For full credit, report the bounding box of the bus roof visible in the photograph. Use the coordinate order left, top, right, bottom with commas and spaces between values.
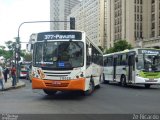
103, 48, 160, 56
34, 30, 85, 34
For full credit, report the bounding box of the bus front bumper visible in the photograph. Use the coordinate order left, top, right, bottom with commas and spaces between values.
135, 76, 160, 84
32, 77, 85, 91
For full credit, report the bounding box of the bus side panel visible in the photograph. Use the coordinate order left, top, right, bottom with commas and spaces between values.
115, 66, 126, 82
91, 64, 103, 86
85, 63, 102, 90
104, 66, 113, 81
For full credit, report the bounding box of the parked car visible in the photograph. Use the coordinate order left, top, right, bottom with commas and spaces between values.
19, 65, 29, 79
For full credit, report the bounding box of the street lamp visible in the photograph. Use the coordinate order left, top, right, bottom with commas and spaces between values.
16, 18, 75, 83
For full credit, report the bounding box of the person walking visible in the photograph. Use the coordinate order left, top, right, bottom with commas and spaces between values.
3, 67, 9, 83
0, 63, 4, 91
11, 65, 16, 87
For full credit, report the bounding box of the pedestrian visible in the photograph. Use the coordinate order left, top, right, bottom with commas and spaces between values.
0, 63, 4, 91
11, 65, 16, 87
3, 66, 9, 83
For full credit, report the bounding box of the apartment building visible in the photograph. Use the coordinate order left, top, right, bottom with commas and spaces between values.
68, 0, 105, 47
50, 0, 80, 30
106, 0, 160, 49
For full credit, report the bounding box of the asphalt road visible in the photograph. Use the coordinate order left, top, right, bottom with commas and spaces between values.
0, 79, 160, 114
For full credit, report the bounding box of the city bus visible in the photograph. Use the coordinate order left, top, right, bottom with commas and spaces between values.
103, 48, 160, 88
28, 30, 103, 95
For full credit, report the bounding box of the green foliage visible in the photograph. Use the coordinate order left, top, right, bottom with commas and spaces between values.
98, 46, 104, 52
21, 50, 32, 61
5, 41, 15, 51
0, 41, 32, 64
105, 40, 133, 54
23, 53, 32, 61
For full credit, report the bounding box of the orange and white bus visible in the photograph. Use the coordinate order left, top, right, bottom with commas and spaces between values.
28, 30, 103, 95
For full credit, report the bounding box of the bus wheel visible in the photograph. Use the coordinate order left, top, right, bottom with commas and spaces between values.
43, 89, 57, 95
121, 76, 127, 87
84, 80, 94, 96
145, 84, 151, 88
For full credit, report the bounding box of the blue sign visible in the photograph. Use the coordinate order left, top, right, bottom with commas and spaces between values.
58, 62, 64, 67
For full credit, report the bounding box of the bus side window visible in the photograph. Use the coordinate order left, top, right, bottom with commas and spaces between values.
86, 44, 91, 66
108, 56, 113, 66
104, 57, 108, 66
121, 54, 127, 65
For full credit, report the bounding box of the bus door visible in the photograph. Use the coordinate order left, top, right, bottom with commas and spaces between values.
113, 55, 117, 81
128, 52, 135, 83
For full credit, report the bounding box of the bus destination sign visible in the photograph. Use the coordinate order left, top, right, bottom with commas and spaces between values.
37, 31, 82, 41
138, 49, 160, 55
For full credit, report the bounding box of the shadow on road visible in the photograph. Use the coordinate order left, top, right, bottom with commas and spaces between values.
40, 87, 101, 100
41, 91, 87, 100
104, 82, 160, 90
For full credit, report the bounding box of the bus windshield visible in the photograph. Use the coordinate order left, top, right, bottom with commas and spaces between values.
33, 41, 84, 69
136, 54, 160, 71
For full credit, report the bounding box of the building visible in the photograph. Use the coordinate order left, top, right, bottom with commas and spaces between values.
106, 0, 160, 49
68, 0, 105, 48
50, 0, 80, 30
142, 0, 160, 48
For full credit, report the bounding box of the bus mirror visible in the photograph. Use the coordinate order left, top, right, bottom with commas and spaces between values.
88, 47, 92, 56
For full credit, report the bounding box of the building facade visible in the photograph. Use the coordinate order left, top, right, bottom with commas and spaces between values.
68, 0, 105, 47
106, 0, 160, 49
143, 0, 160, 48
50, 0, 80, 30
106, 0, 139, 49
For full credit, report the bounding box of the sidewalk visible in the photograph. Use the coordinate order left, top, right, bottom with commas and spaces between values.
1, 78, 26, 91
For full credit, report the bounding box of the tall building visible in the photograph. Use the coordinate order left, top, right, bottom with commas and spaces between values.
106, 0, 160, 49
106, 0, 139, 48
50, 0, 80, 30
143, 0, 160, 48
68, 0, 105, 47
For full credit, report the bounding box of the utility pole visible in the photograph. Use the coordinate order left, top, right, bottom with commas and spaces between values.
16, 18, 75, 83
14, 37, 21, 83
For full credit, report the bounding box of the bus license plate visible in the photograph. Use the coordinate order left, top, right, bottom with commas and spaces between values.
53, 81, 61, 85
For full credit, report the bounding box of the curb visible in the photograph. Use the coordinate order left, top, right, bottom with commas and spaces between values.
3, 84, 26, 91
1, 80, 26, 91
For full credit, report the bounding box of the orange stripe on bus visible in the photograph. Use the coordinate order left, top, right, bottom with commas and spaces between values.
32, 77, 85, 91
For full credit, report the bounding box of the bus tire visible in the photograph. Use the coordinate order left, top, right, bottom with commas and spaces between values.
145, 84, 151, 88
43, 89, 57, 95
120, 75, 127, 87
84, 79, 94, 96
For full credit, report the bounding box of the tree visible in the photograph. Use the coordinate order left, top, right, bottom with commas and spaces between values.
21, 49, 32, 61
0, 45, 6, 56
4, 41, 16, 61
113, 40, 132, 52
105, 40, 133, 54
24, 53, 32, 61
5, 41, 15, 51
98, 46, 104, 52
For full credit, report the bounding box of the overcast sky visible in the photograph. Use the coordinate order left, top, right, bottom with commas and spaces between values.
0, 0, 50, 49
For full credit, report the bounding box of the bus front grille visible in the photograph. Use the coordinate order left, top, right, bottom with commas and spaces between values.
43, 71, 71, 77
45, 82, 69, 87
